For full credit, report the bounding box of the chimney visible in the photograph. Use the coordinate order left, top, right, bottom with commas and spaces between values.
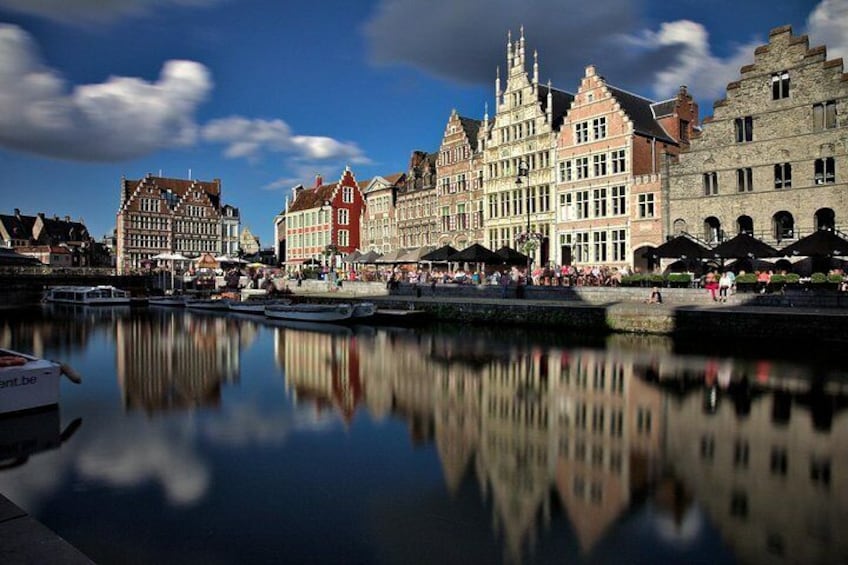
315, 174, 323, 188
679, 85, 688, 97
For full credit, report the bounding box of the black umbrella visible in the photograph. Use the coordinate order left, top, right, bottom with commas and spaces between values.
447, 243, 503, 265
779, 229, 848, 257
495, 246, 530, 266
645, 233, 712, 259
710, 232, 779, 259
420, 244, 459, 262
358, 250, 383, 263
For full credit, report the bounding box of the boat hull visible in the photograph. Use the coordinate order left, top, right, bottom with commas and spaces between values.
228, 299, 292, 314
185, 299, 231, 310
0, 350, 62, 414
265, 303, 353, 322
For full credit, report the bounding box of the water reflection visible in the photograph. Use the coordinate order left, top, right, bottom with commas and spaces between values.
0, 307, 846, 564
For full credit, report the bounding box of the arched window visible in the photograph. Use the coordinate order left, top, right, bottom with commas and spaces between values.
737, 215, 754, 235
773, 211, 794, 241
815, 208, 835, 231
704, 217, 722, 243
672, 218, 687, 235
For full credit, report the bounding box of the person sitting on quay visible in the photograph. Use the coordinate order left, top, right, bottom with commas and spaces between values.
718, 271, 733, 302
756, 270, 771, 294
704, 270, 719, 301
646, 286, 663, 304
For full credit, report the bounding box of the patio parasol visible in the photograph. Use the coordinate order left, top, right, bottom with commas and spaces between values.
709, 232, 779, 260
447, 243, 503, 265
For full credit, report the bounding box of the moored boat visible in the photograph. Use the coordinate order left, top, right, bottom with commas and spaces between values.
351, 302, 376, 319
265, 303, 353, 322
0, 349, 81, 414
44, 285, 131, 305
185, 297, 232, 310
148, 295, 187, 307
228, 298, 292, 314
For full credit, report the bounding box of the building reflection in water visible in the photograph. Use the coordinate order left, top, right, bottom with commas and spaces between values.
275, 324, 848, 564
114, 311, 249, 414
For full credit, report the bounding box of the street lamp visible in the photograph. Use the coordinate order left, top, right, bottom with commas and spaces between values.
515, 160, 541, 282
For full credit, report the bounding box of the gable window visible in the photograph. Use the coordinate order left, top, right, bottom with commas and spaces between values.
736, 168, 753, 192
813, 101, 837, 130
703, 172, 719, 195
342, 186, 354, 203
593, 117, 607, 140
575, 122, 589, 144
774, 163, 792, 189
771, 71, 789, 100
815, 157, 835, 185
337, 208, 349, 225
734, 116, 753, 142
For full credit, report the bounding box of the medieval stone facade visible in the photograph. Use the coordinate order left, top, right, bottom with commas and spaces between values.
668, 26, 848, 248
482, 28, 573, 266
361, 173, 404, 253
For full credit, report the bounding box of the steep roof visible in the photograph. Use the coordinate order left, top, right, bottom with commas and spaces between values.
122, 175, 222, 210
458, 116, 481, 152
538, 85, 575, 131
288, 183, 339, 213
39, 216, 89, 241
607, 86, 676, 144
0, 214, 35, 240
651, 98, 677, 118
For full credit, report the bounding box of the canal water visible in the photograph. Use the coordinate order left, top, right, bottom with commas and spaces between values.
0, 305, 845, 565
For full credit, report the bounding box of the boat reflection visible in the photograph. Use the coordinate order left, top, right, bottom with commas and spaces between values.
0, 406, 82, 471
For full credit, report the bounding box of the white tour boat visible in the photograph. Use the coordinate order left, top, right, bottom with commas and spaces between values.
44, 285, 131, 305
0, 349, 81, 414
265, 303, 353, 322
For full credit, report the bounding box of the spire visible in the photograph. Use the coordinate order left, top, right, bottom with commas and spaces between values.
533, 49, 539, 90
546, 80, 553, 124
495, 66, 501, 106
484, 102, 489, 125
518, 25, 525, 68
507, 30, 513, 69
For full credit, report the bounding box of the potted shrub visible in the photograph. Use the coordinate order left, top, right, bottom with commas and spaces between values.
667, 273, 692, 288
810, 272, 827, 284
735, 272, 757, 292
621, 274, 644, 287
649, 274, 665, 286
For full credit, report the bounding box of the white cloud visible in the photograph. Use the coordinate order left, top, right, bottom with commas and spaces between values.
620, 20, 759, 103
0, 24, 212, 161
807, 0, 848, 61
0, 0, 224, 25
202, 116, 369, 163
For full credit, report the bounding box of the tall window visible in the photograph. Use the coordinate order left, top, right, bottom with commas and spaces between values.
704, 172, 719, 195
611, 150, 626, 174
342, 186, 354, 203
593, 117, 607, 140
771, 71, 789, 100
593, 231, 608, 262
338, 229, 349, 247
774, 163, 792, 189
736, 168, 753, 192
593, 188, 607, 218
815, 157, 836, 184
575, 191, 589, 219
734, 116, 753, 142
575, 122, 589, 143
612, 229, 626, 261
337, 208, 349, 225
593, 154, 607, 177
638, 193, 655, 218
559, 161, 572, 182
576, 157, 589, 179
813, 101, 837, 130
611, 186, 626, 215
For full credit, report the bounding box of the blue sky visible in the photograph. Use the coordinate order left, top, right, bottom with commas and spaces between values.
0, 0, 843, 246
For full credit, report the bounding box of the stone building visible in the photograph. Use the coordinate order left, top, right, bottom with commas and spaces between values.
434, 109, 485, 248
668, 26, 848, 250
396, 150, 438, 249
555, 66, 698, 270
360, 172, 404, 253
238, 227, 260, 256
221, 204, 240, 258
116, 174, 224, 274
482, 28, 573, 266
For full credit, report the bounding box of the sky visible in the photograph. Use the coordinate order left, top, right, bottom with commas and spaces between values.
0, 0, 844, 247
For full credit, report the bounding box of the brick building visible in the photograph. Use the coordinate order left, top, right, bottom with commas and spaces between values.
668, 26, 848, 250
0, 208, 96, 267
435, 109, 485, 248
116, 174, 223, 274
285, 167, 365, 266
555, 65, 698, 270
396, 151, 438, 249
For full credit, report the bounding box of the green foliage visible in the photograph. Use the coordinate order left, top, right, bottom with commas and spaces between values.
769, 274, 786, 284
827, 273, 844, 284
667, 273, 692, 284
735, 273, 757, 284
621, 274, 645, 286
810, 272, 827, 283
785, 273, 800, 284
648, 274, 665, 284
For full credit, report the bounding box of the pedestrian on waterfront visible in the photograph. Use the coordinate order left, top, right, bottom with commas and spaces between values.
719, 271, 732, 302
500, 270, 510, 298
646, 286, 663, 304
704, 270, 719, 301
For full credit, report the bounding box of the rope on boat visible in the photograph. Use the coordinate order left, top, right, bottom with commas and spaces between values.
59, 362, 83, 384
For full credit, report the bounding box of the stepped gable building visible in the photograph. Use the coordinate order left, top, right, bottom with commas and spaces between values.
483, 27, 574, 266
396, 150, 438, 249
1, 208, 96, 266
285, 167, 364, 266
221, 204, 240, 258
116, 174, 223, 274
555, 65, 698, 270
361, 172, 405, 253
435, 109, 485, 248
668, 25, 848, 249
